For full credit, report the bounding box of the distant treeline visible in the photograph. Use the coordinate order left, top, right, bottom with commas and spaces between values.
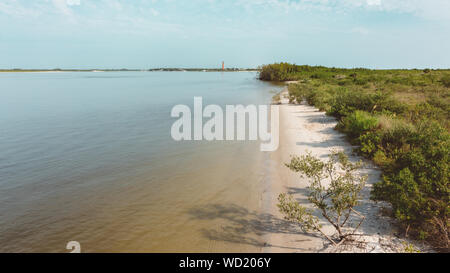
262, 63, 449, 251
259, 62, 450, 82
0, 68, 258, 72
148, 68, 257, 72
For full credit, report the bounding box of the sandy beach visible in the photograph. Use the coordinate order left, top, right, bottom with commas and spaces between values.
261, 85, 424, 253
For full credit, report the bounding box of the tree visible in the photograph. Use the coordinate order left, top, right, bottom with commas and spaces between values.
278, 151, 367, 245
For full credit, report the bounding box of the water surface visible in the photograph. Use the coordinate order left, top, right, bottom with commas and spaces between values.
0, 71, 281, 252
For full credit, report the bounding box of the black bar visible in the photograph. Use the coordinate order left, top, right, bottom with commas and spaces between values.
0, 253, 443, 272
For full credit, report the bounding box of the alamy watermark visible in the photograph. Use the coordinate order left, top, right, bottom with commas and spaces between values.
171, 97, 279, 151
66, 241, 81, 253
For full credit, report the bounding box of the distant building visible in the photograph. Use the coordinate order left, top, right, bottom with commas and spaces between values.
222, 61, 224, 71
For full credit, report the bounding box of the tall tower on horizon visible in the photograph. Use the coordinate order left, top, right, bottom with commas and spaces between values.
222, 61, 224, 71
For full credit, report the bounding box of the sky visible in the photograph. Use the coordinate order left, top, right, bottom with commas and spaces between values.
1, 0, 449, 69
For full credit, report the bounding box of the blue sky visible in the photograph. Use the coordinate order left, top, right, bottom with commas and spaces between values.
1, 0, 449, 69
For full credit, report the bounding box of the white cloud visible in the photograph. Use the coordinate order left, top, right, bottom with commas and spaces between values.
66, 0, 81, 6
52, 0, 71, 16
50, 0, 81, 22
235, 0, 450, 23
1, 0, 449, 33
0, 1, 41, 17
361, 0, 450, 22
366, 0, 381, 6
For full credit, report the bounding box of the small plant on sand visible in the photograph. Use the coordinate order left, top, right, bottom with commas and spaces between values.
272, 93, 281, 104
278, 151, 367, 246
402, 242, 421, 253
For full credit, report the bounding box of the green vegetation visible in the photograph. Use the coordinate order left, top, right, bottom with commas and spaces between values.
258, 63, 303, 81
279, 151, 367, 245
402, 242, 421, 253
337, 110, 379, 139
272, 93, 281, 105
262, 63, 450, 250
442, 74, 450, 88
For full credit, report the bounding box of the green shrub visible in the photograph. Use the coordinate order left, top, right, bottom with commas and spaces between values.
288, 83, 308, 103
358, 116, 416, 166
280, 151, 367, 245
379, 97, 408, 115
310, 72, 329, 80
337, 111, 378, 139
407, 102, 448, 127
375, 168, 422, 223
337, 79, 351, 86
387, 76, 415, 86
427, 95, 450, 113
328, 89, 403, 118
376, 118, 416, 160
259, 63, 301, 81
358, 131, 382, 157
441, 74, 450, 88
328, 88, 365, 117
372, 150, 394, 167
354, 78, 368, 85
372, 121, 449, 249
306, 89, 333, 112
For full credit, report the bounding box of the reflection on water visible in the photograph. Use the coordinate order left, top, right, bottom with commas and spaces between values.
0, 72, 282, 252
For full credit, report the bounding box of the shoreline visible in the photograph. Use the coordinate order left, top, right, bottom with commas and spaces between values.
0, 69, 259, 73
260, 84, 427, 253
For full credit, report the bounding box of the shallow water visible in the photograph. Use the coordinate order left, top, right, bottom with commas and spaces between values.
0, 71, 282, 252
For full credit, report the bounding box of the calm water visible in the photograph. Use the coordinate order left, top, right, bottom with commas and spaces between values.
0, 71, 282, 252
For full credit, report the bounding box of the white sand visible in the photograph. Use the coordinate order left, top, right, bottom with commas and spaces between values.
261, 86, 426, 253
